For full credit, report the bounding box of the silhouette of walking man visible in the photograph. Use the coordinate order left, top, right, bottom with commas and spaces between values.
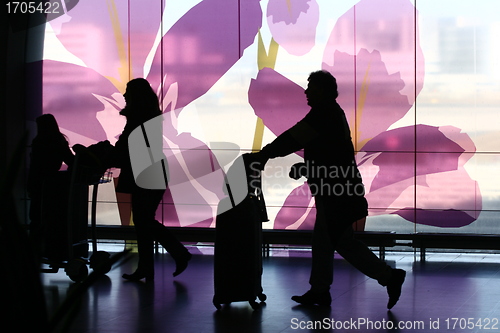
251, 70, 405, 309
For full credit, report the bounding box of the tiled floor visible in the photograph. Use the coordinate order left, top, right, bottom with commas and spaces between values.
41, 245, 500, 332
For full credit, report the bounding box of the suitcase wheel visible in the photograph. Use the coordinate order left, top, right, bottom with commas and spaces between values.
249, 300, 260, 310
89, 251, 112, 275
258, 293, 267, 302
64, 258, 88, 282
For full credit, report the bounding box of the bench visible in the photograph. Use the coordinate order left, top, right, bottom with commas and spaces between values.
260, 229, 397, 259
411, 233, 500, 261
93, 226, 397, 260
93, 226, 500, 261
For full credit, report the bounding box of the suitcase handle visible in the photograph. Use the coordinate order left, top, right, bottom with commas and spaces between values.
222, 154, 269, 222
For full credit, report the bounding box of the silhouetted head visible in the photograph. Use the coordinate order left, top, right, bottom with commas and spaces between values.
305, 70, 338, 107
35, 114, 62, 138
120, 78, 161, 121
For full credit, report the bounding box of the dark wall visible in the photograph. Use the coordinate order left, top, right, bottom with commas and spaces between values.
2, 9, 45, 224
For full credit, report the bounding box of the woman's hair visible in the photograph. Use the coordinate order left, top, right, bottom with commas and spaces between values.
308, 70, 339, 100
121, 78, 162, 122
35, 114, 67, 141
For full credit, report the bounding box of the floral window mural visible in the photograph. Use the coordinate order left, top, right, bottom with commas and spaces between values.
39, 0, 500, 234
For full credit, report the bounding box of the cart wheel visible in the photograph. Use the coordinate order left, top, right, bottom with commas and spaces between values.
65, 258, 88, 282
258, 293, 267, 302
90, 251, 112, 274
213, 296, 222, 310
249, 300, 260, 310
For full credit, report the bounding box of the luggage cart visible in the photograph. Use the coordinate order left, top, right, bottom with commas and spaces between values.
41, 149, 113, 282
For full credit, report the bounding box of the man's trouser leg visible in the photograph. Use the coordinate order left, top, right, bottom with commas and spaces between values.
336, 227, 393, 286
309, 206, 334, 293
309, 195, 393, 292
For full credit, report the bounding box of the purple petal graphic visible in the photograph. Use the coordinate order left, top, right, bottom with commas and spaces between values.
361, 125, 481, 227
42, 60, 118, 142
396, 209, 480, 228
147, 0, 262, 111
365, 168, 481, 228
267, 0, 319, 56
323, 0, 424, 106
274, 182, 316, 230
55, 0, 165, 84
324, 49, 412, 147
249, 67, 309, 137
385, 165, 482, 228
268, 0, 310, 24
362, 125, 466, 192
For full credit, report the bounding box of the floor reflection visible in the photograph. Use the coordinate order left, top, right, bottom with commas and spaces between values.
40, 249, 500, 333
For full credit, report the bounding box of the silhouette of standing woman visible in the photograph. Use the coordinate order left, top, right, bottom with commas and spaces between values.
27, 114, 74, 251
114, 78, 191, 282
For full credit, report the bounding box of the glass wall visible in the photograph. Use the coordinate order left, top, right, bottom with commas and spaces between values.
40, 0, 500, 233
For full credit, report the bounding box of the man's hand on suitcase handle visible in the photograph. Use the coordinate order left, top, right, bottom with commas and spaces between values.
246, 152, 269, 171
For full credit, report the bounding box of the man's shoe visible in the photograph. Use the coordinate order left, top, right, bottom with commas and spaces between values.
291, 290, 331, 306
387, 269, 406, 309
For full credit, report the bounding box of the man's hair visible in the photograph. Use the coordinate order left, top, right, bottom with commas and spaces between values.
308, 70, 339, 99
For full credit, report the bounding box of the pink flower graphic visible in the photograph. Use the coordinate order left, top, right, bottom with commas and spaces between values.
249, 0, 481, 229
38, 0, 482, 230
40, 0, 263, 227
266, 0, 319, 56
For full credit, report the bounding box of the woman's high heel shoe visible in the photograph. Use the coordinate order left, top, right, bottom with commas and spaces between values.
122, 271, 154, 282
173, 252, 192, 277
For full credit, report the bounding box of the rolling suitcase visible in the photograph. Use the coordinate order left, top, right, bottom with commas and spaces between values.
213, 154, 268, 310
